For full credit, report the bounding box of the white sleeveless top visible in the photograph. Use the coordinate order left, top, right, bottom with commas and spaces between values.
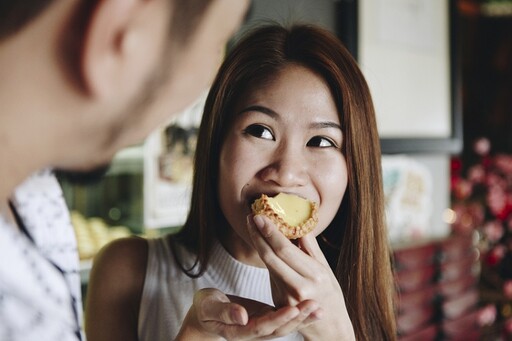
138, 235, 303, 341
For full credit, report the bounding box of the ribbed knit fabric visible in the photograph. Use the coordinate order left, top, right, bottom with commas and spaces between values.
137, 235, 303, 341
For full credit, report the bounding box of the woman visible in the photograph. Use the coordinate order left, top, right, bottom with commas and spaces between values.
85, 24, 396, 340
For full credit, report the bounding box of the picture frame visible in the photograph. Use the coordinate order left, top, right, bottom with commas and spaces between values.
336, 0, 463, 154
143, 92, 207, 229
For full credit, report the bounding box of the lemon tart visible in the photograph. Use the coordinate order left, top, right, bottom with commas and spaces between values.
251, 193, 318, 239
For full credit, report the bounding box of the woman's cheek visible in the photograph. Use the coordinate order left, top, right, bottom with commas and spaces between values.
316, 157, 348, 231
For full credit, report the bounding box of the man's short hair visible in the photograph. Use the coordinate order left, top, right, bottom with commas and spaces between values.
0, 1, 55, 40
0, 0, 213, 42
171, 0, 213, 44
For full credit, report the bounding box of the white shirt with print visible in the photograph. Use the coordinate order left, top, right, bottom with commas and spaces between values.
0, 169, 81, 340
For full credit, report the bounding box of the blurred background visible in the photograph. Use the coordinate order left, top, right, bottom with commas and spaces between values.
59, 0, 512, 339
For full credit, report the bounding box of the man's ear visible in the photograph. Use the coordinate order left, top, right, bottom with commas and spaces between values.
81, 0, 149, 99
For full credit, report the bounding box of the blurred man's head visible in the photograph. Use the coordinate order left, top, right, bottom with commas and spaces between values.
0, 0, 249, 183
0, 0, 229, 44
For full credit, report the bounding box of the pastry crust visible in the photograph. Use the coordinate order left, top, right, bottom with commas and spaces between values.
251, 194, 318, 239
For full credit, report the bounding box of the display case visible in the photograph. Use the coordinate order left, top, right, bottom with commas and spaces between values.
59, 146, 145, 285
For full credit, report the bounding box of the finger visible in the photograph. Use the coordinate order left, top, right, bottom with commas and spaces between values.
250, 214, 320, 278
212, 302, 248, 326
232, 305, 300, 340
212, 305, 299, 340
195, 289, 248, 325
226, 294, 274, 319
297, 300, 324, 325
298, 233, 330, 268
247, 215, 303, 281
246, 214, 289, 268
271, 300, 322, 336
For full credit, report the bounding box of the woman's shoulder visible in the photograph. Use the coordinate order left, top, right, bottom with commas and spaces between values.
92, 236, 149, 276
87, 236, 149, 304
85, 236, 150, 336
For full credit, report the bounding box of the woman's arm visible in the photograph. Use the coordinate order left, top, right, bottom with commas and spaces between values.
85, 236, 148, 341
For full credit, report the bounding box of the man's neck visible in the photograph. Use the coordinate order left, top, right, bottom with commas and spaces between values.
0, 199, 17, 229
0, 6, 73, 203
0, 142, 37, 207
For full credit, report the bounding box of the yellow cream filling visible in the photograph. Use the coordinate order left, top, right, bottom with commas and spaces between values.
266, 193, 312, 227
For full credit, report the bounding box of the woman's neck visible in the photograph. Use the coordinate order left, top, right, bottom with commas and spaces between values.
219, 230, 266, 268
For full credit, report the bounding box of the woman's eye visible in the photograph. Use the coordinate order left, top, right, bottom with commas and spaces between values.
307, 136, 337, 148
243, 124, 274, 140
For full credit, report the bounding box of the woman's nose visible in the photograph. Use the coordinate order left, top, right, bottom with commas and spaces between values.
258, 146, 308, 188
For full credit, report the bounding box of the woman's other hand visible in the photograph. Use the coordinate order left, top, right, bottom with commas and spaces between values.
175, 288, 320, 340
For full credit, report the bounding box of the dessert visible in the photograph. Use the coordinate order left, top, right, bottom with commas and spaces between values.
251, 193, 318, 239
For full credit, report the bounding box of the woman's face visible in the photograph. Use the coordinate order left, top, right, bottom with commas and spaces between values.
218, 64, 348, 251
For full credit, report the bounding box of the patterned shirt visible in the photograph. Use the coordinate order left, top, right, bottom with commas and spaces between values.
0, 169, 82, 340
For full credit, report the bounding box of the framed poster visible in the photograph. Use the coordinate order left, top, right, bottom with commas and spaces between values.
143, 92, 207, 229
336, 0, 463, 154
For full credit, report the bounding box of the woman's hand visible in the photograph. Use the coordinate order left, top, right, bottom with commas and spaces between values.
175, 288, 320, 340
247, 214, 356, 341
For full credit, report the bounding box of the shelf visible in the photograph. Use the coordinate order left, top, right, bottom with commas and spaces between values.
481, 2, 512, 17
459, 0, 512, 17
80, 259, 93, 285
107, 145, 144, 175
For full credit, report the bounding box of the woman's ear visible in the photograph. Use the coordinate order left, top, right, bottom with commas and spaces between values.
80, 0, 166, 99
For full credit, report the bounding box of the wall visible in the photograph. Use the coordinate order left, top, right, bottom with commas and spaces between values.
243, 0, 452, 242
408, 154, 451, 239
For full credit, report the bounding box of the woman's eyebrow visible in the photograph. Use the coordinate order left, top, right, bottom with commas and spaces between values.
238, 106, 342, 131
237, 105, 278, 118
310, 121, 342, 131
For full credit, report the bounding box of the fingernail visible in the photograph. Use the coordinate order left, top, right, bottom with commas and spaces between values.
253, 215, 265, 230
311, 308, 324, 320
246, 214, 254, 227
302, 304, 318, 316
231, 308, 246, 325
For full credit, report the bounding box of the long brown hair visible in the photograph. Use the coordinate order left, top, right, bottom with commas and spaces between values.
172, 23, 396, 340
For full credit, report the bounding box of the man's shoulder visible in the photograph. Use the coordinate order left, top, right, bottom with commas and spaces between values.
0, 217, 79, 341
